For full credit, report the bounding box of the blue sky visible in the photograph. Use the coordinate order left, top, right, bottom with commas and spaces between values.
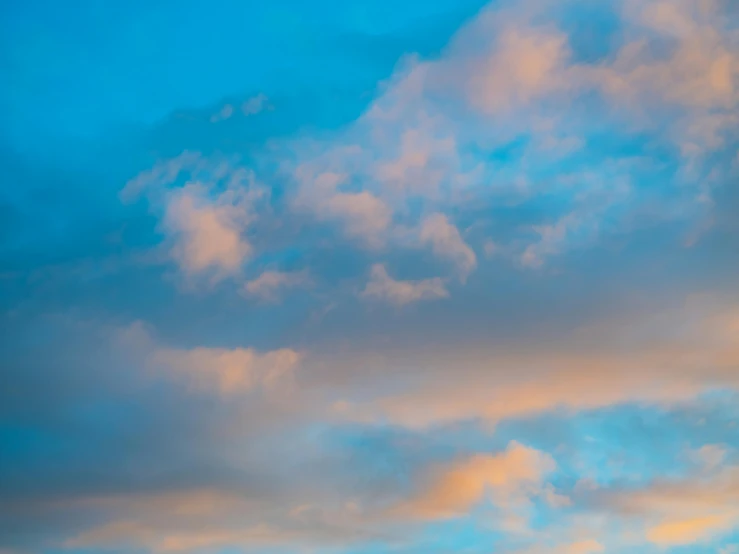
1, 0, 739, 553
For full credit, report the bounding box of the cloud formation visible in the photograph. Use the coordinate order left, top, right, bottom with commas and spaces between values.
2, 1, 739, 554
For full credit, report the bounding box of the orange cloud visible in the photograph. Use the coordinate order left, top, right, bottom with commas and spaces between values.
647, 514, 736, 546
394, 441, 556, 520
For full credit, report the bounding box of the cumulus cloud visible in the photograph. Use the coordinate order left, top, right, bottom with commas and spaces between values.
278, 0, 738, 274
361, 264, 449, 306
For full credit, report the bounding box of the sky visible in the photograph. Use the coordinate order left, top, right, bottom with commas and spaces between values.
1, 0, 739, 553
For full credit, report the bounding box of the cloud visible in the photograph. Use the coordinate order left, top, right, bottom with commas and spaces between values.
242, 93, 268, 116
6, 2, 739, 554
123, 155, 267, 282
646, 513, 736, 546
578, 428, 739, 547
456, 18, 571, 114
61, 487, 367, 553
323, 191, 393, 246
120, 151, 202, 202
691, 444, 729, 472
604, 0, 738, 108
594, 462, 739, 546
334, 294, 739, 428
152, 346, 301, 397
277, 0, 738, 274
394, 441, 556, 520
163, 184, 253, 278
514, 539, 605, 554
373, 127, 458, 195
242, 270, 311, 302
291, 167, 394, 248
361, 264, 449, 306
209, 104, 234, 123
520, 213, 586, 269
564, 540, 605, 554
419, 213, 477, 280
